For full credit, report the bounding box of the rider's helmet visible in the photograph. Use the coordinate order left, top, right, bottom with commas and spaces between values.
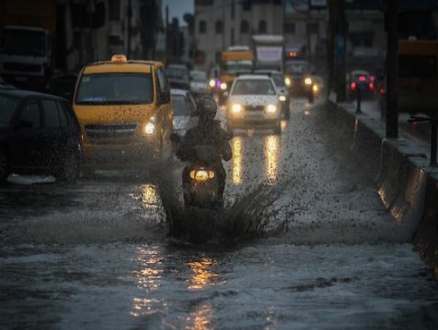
197, 95, 217, 122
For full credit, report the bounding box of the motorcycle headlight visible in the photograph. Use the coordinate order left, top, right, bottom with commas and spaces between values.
279, 95, 286, 102
190, 169, 215, 181
265, 104, 277, 113
304, 77, 313, 85
145, 116, 156, 135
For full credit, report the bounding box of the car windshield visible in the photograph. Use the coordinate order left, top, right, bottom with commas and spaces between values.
0, 94, 19, 125
232, 79, 276, 95
171, 94, 190, 116
167, 67, 188, 81
352, 72, 370, 81
190, 73, 207, 83
222, 60, 253, 74
271, 74, 285, 87
285, 61, 311, 75
75, 73, 153, 105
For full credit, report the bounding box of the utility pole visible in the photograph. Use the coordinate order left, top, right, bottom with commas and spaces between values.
335, 0, 347, 102
127, 0, 132, 59
385, 0, 398, 138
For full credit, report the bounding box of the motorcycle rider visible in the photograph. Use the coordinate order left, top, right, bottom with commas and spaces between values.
175, 95, 232, 206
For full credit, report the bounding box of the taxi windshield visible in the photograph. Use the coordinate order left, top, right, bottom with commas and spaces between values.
75, 73, 153, 105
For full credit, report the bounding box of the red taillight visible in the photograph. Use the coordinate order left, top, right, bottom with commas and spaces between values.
369, 82, 374, 90
350, 82, 356, 90
370, 75, 375, 81
358, 75, 366, 81
379, 87, 385, 95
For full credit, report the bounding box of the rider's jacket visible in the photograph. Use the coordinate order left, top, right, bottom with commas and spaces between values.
176, 119, 232, 164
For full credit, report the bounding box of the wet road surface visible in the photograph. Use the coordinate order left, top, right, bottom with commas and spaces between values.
1, 97, 438, 329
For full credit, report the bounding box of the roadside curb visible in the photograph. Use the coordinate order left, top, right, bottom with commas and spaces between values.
326, 97, 438, 279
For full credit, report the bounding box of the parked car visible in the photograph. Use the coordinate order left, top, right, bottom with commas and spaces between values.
0, 89, 82, 183
226, 74, 282, 134
346, 70, 375, 100
253, 70, 291, 120
171, 88, 198, 137
167, 64, 190, 90
189, 70, 210, 99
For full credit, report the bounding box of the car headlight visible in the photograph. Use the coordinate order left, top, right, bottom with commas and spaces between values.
285, 77, 291, 86
231, 103, 243, 114
265, 104, 277, 113
279, 95, 286, 102
209, 79, 216, 87
312, 84, 319, 92
220, 82, 227, 90
145, 116, 156, 135
304, 77, 313, 85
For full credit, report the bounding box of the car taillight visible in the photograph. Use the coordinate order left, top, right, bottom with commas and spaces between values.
359, 76, 366, 81
350, 82, 356, 90
369, 82, 374, 90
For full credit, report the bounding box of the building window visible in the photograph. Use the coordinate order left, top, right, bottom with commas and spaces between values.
199, 20, 207, 34
258, 20, 267, 33
284, 23, 296, 34
215, 20, 223, 34
240, 20, 249, 34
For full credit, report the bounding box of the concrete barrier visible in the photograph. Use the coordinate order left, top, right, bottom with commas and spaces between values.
326, 97, 438, 279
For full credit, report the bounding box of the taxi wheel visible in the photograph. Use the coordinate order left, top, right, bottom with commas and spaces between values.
0, 146, 11, 183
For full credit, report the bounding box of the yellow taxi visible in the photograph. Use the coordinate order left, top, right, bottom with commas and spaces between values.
72, 55, 173, 171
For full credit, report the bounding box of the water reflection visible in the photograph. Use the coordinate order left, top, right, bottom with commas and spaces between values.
185, 304, 214, 330
141, 183, 160, 210
131, 246, 164, 318
231, 137, 243, 185
264, 135, 279, 183
187, 256, 219, 290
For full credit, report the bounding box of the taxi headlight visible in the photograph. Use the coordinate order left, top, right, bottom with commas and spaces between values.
266, 104, 277, 113
145, 116, 156, 135
220, 82, 227, 90
285, 77, 291, 86
209, 79, 216, 87
304, 77, 313, 85
279, 95, 286, 102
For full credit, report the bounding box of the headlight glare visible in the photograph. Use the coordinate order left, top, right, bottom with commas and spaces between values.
266, 104, 277, 113
145, 116, 156, 135
304, 77, 313, 85
231, 104, 242, 113
279, 95, 286, 102
220, 82, 227, 90
285, 77, 291, 86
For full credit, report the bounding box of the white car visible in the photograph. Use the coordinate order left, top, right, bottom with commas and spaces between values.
226, 74, 282, 134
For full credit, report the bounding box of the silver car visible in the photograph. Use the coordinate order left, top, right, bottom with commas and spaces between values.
226, 74, 282, 134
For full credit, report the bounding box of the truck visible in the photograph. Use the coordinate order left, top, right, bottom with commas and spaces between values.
251, 34, 285, 72
218, 45, 254, 104
0, 0, 56, 92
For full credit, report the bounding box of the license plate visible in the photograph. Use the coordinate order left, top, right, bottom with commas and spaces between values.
15, 76, 28, 82
245, 112, 262, 118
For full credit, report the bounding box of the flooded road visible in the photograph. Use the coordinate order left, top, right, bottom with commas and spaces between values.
1, 98, 438, 329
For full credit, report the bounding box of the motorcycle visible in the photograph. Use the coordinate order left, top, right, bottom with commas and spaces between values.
171, 133, 228, 210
